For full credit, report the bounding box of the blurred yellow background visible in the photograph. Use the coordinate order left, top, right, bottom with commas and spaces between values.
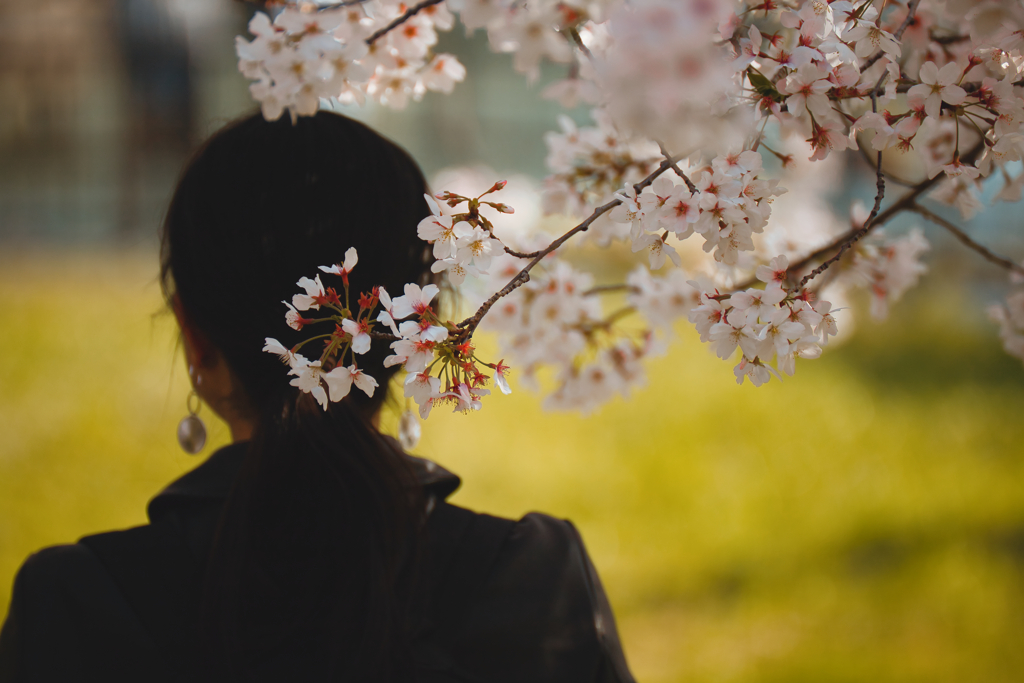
2, 248, 1024, 682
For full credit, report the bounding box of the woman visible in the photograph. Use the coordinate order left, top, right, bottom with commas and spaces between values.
0, 111, 634, 682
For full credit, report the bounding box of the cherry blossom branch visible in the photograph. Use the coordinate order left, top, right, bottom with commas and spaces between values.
456, 157, 682, 335
504, 245, 543, 259
909, 204, 1024, 277
860, 0, 922, 72
366, 0, 445, 45
734, 139, 987, 292
856, 144, 915, 187
658, 142, 698, 193
238, 0, 369, 8
929, 30, 971, 45
567, 27, 594, 61
578, 306, 636, 332
798, 151, 886, 287
583, 283, 639, 296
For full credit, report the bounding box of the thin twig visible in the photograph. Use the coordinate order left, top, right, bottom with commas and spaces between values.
798, 151, 886, 287
504, 246, 542, 259
583, 283, 640, 296
312, 0, 372, 8
856, 144, 915, 187
237, 0, 369, 9
658, 142, 698, 194
366, 0, 445, 45
567, 27, 594, 61
909, 204, 1024, 276
578, 306, 637, 333
860, 0, 922, 72
929, 31, 971, 46
732, 138, 987, 292
457, 158, 680, 334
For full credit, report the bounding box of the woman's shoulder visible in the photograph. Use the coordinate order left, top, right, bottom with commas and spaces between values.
0, 543, 169, 682
6, 542, 148, 625
421, 503, 635, 683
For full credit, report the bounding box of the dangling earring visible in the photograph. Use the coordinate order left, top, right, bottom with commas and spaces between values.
178, 366, 207, 455
398, 401, 421, 450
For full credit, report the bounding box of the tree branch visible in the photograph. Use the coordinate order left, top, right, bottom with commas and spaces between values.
504, 246, 542, 259
732, 139, 987, 292
798, 151, 886, 287
567, 27, 594, 61
366, 0, 446, 45
860, 0, 922, 72
658, 142, 698, 194
583, 283, 640, 296
909, 204, 1024, 277
236, 0, 445, 46
856, 144, 915, 187
237, 0, 369, 9
457, 158, 682, 335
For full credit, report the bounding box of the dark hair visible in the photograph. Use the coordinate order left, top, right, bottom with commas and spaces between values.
160, 111, 435, 680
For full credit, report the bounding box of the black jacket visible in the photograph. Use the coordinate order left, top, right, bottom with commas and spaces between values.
0, 442, 634, 682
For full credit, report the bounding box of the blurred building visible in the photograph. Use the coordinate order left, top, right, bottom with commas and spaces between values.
0, 0, 247, 243
0, 0, 578, 246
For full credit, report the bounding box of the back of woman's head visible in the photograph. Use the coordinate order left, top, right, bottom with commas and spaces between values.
162, 110, 434, 417
160, 111, 435, 681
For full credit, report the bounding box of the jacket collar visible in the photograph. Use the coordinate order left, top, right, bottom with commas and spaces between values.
147, 438, 461, 522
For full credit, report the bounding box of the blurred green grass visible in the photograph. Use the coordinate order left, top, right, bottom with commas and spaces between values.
2, 250, 1024, 681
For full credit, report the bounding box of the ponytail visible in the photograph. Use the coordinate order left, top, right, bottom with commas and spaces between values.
200, 396, 424, 680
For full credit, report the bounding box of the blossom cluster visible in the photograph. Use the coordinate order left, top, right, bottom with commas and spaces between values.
598, 0, 746, 152
263, 246, 510, 417
610, 150, 786, 268
478, 257, 617, 412
540, 111, 661, 243
236, 1, 465, 120
242, 0, 1024, 418
473, 250, 834, 412
418, 182, 511, 285
687, 256, 838, 386
448, 0, 617, 82
728, 0, 1024, 221
846, 228, 931, 321
990, 289, 1024, 364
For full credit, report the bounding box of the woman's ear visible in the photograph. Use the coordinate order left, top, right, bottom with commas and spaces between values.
172, 294, 216, 370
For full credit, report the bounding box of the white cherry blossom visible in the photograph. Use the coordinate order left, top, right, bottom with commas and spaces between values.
319, 247, 359, 283
449, 382, 489, 413
388, 327, 438, 373
908, 61, 968, 119
404, 371, 442, 406
289, 358, 329, 409
376, 286, 400, 336
845, 24, 901, 59
453, 223, 503, 272
324, 364, 378, 401
293, 274, 326, 311
263, 337, 301, 367
782, 64, 835, 120
391, 283, 440, 319
341, 318, 371, 354
632, 233, 681, 270
493, 360, 512, 395
755, 255, 790, 289
283, 301, 308, 331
